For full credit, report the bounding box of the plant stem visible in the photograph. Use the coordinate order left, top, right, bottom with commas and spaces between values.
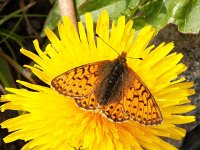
58, 0, 77, 30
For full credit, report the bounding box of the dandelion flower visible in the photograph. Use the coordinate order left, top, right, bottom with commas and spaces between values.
1, 11, 195, 150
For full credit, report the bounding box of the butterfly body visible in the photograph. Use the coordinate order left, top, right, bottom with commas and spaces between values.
98, 54, 126, 106
51, 52, 163, 125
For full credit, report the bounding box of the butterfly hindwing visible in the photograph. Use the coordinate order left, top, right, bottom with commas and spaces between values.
51, 61, 112, 97
123, 69, 163, 125
75, 93, 98, 109
102, 99, 129, 122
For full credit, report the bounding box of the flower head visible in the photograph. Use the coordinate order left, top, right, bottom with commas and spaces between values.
1, 11, 195, 150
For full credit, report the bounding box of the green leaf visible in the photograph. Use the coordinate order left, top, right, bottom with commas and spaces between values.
123, 0, 140, 19
78, 0, 129, 21
78, 0, 121, 15
172, 0, 200, 33
79, 0, 128, 22
141, 0, 167, 27
0, 56, 16, 88
133, 0, 200, 33
41, 1, 60, 37
41, 0, 129, 36
42, 0, 200, 35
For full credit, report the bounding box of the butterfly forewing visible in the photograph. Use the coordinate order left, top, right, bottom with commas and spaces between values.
122, 69, 163, 125
51, 61, 111, 97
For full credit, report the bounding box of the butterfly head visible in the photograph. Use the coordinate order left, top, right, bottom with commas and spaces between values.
117, 52, 127, 64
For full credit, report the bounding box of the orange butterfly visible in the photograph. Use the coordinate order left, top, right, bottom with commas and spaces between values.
51, 51, 163, 126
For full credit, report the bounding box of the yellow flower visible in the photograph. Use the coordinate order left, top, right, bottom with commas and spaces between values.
1, 11, 195, 150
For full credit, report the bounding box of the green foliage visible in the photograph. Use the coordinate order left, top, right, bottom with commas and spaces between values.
0, 56, 16, 88
135, 0, 200, 33
43, 0, 200, 34
0, 1, 40, 92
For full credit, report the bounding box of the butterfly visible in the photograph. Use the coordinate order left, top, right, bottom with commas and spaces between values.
51, 51, 163, 126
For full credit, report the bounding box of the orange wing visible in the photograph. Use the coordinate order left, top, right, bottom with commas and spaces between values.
123, 70, 163, 125
102, 99, 129, 122
75, 93, 98, 109
51, 61, 111, 98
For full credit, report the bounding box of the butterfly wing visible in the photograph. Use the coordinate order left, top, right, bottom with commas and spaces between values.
102, 99, 130, 122
123, 68, 163, 125
75, 93, 98, 109
51, 60, 112, 98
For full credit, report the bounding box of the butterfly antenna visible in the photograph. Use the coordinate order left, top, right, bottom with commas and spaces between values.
95, 33, 120, 56
95, 33, 143, 60
126, 56, 143, 60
